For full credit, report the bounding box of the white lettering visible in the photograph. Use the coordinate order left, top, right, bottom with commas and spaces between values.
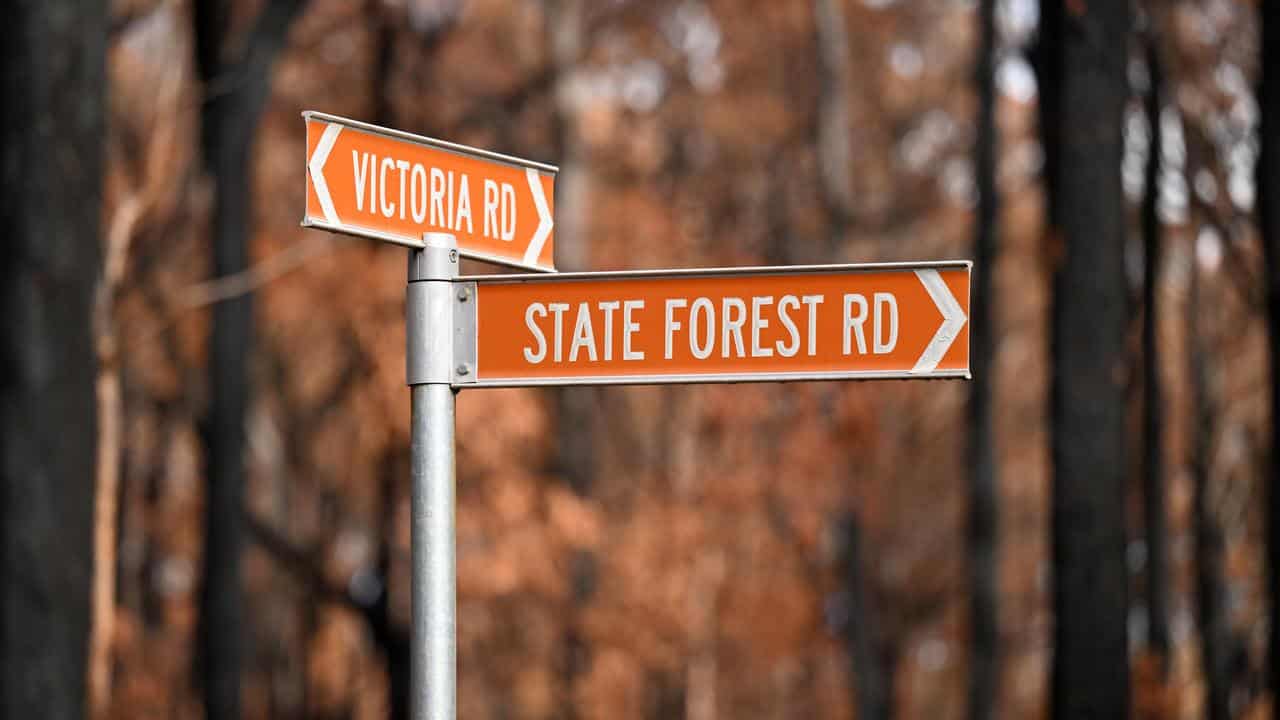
395, 160, 410, 219
665, 298, 687, 360
380, 157, 396, 218
722, 297, 747, 358
456, 175, 473, 233
411, 164, 428, 223
501, 183, 517, 241
623, 300, 644, 361
353, 151, 369, 213
599, 301, 620, 361
750, 296, 774, 358
569, 302, 597, 362
776, 295, 800, 357
483, 180, 499, 238
843, 294, 868, 355
689, 298, 715, 359
801, 295, 824, 356
446, 171, 455, 228
548, 302, 570, 362
430, 168, 446, 226
873, 292, 898, 354
523, 303, 547, 363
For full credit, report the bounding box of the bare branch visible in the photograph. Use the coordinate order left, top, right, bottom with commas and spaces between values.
176, 236, 331, 312
244, 512, 373, 616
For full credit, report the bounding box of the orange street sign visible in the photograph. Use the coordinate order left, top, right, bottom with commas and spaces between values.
452, 262, 970, 386
303, 112, 557, 272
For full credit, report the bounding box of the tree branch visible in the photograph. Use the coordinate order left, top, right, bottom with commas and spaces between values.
176, 237, 330, 312
244, 512, 376, 618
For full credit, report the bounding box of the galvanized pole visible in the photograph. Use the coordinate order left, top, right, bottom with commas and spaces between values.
406, 232, 459, 720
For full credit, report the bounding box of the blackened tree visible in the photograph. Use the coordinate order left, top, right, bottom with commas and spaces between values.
0, 1, 106, 717
967, 0, 1000, 717
1258, 0, 1280, 707
194, 1, 306, 717
1040, 1, 1132, 717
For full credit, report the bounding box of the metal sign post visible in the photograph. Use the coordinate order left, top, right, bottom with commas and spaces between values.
406, 233, 460, 720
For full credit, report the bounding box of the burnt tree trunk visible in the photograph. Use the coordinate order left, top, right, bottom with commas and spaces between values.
545, 2, 599, 717
546, 0, 596, 497
1140, 37, 1170, 671
837, 513, 894, 720
373, 458, 411, 720
1258, 0, 1280, 709
967, 0, 1000, 717
814, 0, 853, 250
0, 1, 106, 717
1042, 1, 1132, 717
1187, 241, 1229, 720
194, 2, 305, 718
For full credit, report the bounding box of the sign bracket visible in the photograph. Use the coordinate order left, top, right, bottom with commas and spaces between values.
452, 281, 478, 386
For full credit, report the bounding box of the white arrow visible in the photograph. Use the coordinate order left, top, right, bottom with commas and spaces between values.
308, 123, 342, 226
522, 167, 555, 267
911, 269, 967, 373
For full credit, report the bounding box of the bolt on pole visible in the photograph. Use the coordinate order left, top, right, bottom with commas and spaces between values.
406, 233, 459, 720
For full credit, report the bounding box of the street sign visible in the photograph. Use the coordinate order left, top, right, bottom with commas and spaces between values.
452, 261, 970, 386
303, 112, 557, 272
299, 96, 980, 719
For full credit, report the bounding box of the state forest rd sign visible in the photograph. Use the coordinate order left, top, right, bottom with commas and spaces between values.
452, 262, 970, 387
303, 111, 557, 272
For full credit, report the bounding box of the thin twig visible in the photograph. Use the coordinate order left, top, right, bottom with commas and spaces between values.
127, 236, 333, 348
174, 236, 332, 312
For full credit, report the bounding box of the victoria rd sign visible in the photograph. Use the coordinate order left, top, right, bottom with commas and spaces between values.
304, 112, 557, 272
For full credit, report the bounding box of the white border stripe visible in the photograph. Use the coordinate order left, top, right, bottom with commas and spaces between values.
911, 269, 967, 373
308, 123, 342, 225
460, 369, 972, 388
522, 168, 554, 267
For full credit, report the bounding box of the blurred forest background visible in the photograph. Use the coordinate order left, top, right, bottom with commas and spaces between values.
2, 0, 1279, 718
